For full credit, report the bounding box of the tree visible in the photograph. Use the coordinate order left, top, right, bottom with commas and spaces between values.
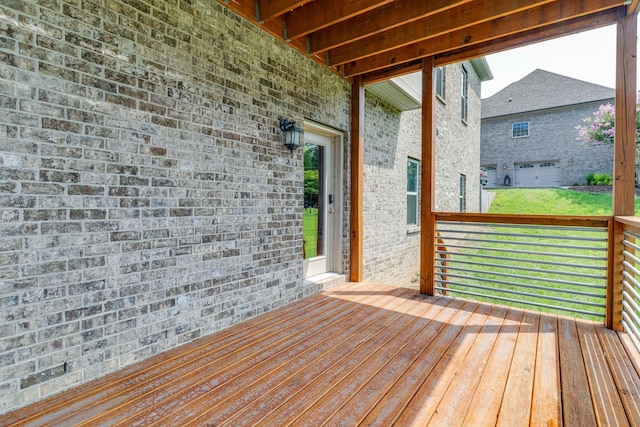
576, 93, 640, 146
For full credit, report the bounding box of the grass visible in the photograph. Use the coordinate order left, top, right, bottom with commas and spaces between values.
303, 208, 318, 258
488, 187, 640, 215
439, 187, 631, 320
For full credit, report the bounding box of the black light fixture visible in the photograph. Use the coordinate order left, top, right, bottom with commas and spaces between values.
280, 118, 302, 153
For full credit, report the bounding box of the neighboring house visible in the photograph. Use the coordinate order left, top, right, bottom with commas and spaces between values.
0, 0, 490, 413
481, 69, 615, 188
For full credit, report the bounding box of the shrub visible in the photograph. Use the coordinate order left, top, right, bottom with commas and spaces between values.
586, 172, 612, 186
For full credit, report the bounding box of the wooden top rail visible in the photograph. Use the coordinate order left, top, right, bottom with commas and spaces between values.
434, 213, 611, 228
615, 216, 640, 230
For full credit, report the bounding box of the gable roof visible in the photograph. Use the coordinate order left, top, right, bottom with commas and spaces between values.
481, 69, 615, 119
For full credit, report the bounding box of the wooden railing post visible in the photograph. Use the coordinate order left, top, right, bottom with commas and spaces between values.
610, 8, 637, 329
607, 219, 624, 330
420, 57, 436, 295
350, 76, 365, 282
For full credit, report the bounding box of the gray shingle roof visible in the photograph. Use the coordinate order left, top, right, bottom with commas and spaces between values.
481, 69, 615, 119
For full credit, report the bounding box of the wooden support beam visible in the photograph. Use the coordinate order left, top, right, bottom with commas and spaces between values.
349, 76, 365, 282
343, 0, 622, 77
258, 0, 311, 22
420, 57, 436, 296
284, 0, 394, 40
613, 8, 637, 217
610, 8, 637, 331
329, 0, 553, 67
308, 0, 470, 54
434, 10, 617, 67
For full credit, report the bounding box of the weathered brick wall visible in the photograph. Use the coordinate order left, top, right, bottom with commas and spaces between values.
435, 63, 483, 212
362, 93, 420, 285
362, 62, 483, 285
481, 101, 614, 186
0, 0, 351, 413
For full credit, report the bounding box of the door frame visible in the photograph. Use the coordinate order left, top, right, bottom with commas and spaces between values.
303, 121, 344, 278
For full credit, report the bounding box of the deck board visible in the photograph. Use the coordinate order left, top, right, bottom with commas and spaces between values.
2, 281, 640, 426
558, 316, 597, 426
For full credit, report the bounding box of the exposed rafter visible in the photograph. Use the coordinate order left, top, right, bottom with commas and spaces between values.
216, 0, 631, 81
327, 0, 555, 66
342, 0, 624, 77
284, 0, 394, 40
307, 0, 471, 53
257, 0, 311, 22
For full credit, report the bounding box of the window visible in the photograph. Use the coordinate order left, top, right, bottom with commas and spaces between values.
540, 162, 556, 167
460, 66, 468, 122
512, 122, 529, 138
407, 159, 419, 226
459, 174, 466, 212
435, 67, 445, 100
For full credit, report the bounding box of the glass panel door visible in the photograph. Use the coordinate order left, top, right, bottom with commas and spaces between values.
303, 131, 333, 278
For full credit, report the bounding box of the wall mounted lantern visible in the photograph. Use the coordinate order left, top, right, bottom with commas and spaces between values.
280, 118, 302, 153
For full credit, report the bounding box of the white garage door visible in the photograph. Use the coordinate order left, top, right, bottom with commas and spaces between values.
514, 162, 561, 187
482, 165, 497, 188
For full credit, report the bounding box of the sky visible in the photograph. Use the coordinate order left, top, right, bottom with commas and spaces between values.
480, 18, 639, 99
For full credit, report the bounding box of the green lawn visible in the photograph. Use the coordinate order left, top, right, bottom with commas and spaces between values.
439, 187, 638, 320
488, 187, 640, 215
303, 208, 318, 258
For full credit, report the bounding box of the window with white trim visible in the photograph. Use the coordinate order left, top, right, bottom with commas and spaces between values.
512, 122, 529, 138
435, 67, 445, 100
459, 174, 466, 212
407, 158, 419, 226
460, 66, 468, 122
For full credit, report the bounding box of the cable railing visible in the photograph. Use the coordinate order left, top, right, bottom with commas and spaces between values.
434, 214, 610, 321
619, 217, 640, 354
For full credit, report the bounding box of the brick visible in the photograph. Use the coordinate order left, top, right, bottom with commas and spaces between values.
20, 364, 66, 389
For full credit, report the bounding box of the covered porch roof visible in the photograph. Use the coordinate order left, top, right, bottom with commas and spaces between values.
217, 0, 636, 83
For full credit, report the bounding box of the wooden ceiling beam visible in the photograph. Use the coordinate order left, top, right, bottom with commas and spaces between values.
308, 0, 471, 54
360, 61, 423, 85
214, 0, 329, 73
329, 0, 554, 67
257, 0, 311, 22
628, 0, 640, 15
343, 0, 623, 77
284, 0, 394, 40
434, 9, 618, 67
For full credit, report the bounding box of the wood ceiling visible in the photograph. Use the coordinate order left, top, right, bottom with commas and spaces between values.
218, 0, 637, 83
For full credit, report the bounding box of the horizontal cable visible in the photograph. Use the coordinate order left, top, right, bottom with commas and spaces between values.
623, 251, 640, 268
435, 250, 605, 270
622, 289, 640, 323
440, 271, 605, 298
437, 242, 606, 261
442, 258, 606, 280
622, 299, 640, 339
621, 315, 640, 355
435, 235, 607, 252
440, 264, 605, 289
434, 285, 604, 318
435, 279, 605, 309
436, 228, 606, 242
623, 229, 640, 240
437, 221, 607, 233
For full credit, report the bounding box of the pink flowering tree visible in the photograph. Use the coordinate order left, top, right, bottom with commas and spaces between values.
576, 93, 640, 146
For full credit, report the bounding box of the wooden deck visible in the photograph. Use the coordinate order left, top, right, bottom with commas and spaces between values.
4, 281, 640, 426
